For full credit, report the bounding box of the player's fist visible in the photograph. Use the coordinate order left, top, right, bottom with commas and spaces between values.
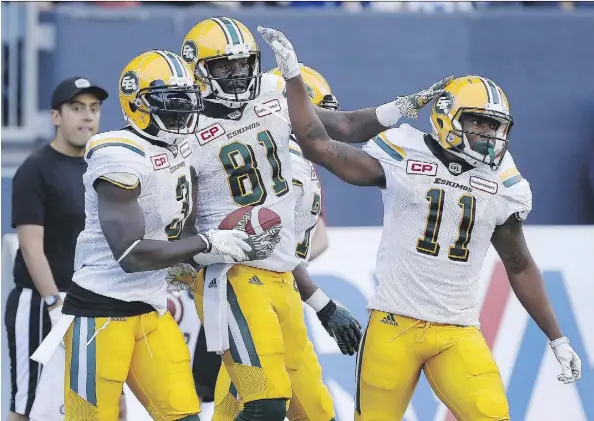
199, 229, 252, 262
394, 75, 454, 119
317, 301, 363, 356
257, 26, 300, 80
232, 208, 282, 261
165, 263, 197, 291
550, 336, 582, 384
245, 224, 282, 260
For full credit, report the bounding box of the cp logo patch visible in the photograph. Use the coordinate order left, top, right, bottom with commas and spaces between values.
120, 71, 139, 96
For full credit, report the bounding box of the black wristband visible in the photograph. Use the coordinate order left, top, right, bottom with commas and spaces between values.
198, 233, 212, 253
316, 299, 337, 320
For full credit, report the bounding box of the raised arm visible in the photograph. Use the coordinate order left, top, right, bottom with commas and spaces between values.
314, 106, 385, 144
314, 77, 453, 144
285, 74, 386, 187
257, 26, 450, 187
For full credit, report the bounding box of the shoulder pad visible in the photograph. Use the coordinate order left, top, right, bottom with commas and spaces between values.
84, 131, 151, 181
260, 73, 286, 96
289, 138, 312, 184
289, 138, 303, 157
383, 124, 427, 150
85, 131, 147, 161
99, 172, 140, 190
495, 152, 532, 222
365, 131, 407, 163
497, 152, 525, 188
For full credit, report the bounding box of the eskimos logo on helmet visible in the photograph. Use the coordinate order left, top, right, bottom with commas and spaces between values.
181, 40, 198, 63
120, 71, 139, 96
434, 92, 455, 115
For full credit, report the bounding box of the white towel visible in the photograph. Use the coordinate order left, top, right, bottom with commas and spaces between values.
203, 263, 233, 354
29, 343, 66, 421
31, 314, 75, 365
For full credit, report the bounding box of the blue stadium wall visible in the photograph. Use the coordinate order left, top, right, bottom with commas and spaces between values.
2, 7, 594, 233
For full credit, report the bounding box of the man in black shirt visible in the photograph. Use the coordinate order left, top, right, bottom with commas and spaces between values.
4, 77, 107, 421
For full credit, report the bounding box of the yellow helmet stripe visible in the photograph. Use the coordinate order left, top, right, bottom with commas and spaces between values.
485, 78, 501, 105
220, 17, 244, 44
479, 77, 500, 105
164, 51, 188, 79
211, 18, 233, 45
153, 50, 178, 78
478, 77, 493, 104
211, 17, 242, 45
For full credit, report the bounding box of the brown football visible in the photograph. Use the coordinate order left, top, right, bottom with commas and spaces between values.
219, 206, 281, 235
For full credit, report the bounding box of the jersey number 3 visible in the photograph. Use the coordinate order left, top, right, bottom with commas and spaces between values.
416, 188, 476, 262
166, 175, 191, 240
219, 130, 289, 206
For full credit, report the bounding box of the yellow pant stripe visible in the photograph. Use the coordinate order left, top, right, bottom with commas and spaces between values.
70, 317, 98, 405
355, 320, 370, 416
70, 318, 80, 395
227, 283, 261, 367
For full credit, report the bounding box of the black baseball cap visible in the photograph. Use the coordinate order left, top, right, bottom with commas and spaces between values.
51, 76, 109, 110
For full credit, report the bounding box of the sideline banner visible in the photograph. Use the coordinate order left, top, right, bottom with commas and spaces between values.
3, 227, 592, 421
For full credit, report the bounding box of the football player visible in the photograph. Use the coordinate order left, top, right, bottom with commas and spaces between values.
179, 16, 402, 421
52, 50, 268, 421
208, 64, 361, 421
260, 27, 582, 421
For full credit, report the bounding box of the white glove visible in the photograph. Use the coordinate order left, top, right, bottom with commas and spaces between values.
193, 252, 237, 266
377, 75, 454, 124
48, 305, 62, 328
257, 26, 301, 80
550, 336, 582, 384
198, 229, 252, 262
193, 225, 282, 265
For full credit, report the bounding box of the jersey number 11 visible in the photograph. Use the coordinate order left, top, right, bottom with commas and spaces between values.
416, 188, 477, 263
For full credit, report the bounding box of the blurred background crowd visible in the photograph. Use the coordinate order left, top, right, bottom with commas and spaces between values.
29, 1, 594, 11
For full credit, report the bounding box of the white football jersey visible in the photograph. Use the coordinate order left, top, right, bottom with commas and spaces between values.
73, 129, 195, 311
191, 73, 300, 272
362, 124, 532, 326
290, 139, 322, 262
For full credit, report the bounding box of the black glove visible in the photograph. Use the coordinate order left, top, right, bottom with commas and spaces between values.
316, 300, 363, 356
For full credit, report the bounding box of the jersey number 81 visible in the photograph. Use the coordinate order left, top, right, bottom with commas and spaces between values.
219, 130, 289, 206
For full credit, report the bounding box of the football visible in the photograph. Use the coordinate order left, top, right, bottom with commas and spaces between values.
219, 206, 281, 235
167, 292, 184, 324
